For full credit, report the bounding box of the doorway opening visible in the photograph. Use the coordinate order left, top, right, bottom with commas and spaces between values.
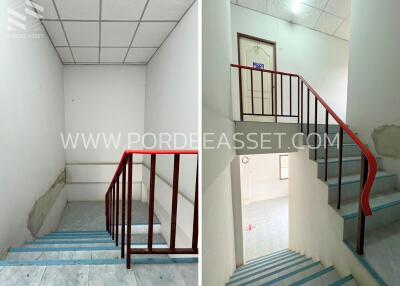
240, 153, 289, 262
238, 33, 277, 122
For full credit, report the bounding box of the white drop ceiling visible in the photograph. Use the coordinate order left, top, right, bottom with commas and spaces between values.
34, 0, 195, 64
232, 0, 351, 40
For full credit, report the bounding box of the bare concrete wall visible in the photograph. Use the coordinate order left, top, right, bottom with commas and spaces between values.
27, 170, 66, 237
372, 125, 400, 159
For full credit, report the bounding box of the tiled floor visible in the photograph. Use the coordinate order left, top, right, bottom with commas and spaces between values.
57, 201, 160, 231
0, 263, 197, 286
348, 220, 400, 285
243, 196, 288, 262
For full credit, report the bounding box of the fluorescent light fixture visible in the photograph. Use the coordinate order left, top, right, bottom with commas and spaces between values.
292, 0, 301, 14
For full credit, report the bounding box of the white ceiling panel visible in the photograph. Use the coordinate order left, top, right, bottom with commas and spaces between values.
267, 0, 294, 22
315, 12, 342, 34
100, 48, 126, 63
293, 3, 320, 28
32, 0, 58, 19
101, 22, 137, 47
335, 20, 350, 40
102, 0, 147, 20
125, 47, 157, 63
325, 0, 351, 18
132, 22, 175, 47
54, 0, 100, 20
143, 0, 193, 21
235, 0, 351, 41
43, 21, 67, 46
56, 47, 74, 62
301, 0, 329, 9
72, 47, 99, 62
63, 22, 99, 46
237, 0, 267, 13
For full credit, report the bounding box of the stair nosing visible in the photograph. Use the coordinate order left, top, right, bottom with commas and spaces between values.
9, 244, 168, 252
328, 275, 354, 286
289, 266, 335, 286
327, 172, 396, 187
234, 252, 298, 273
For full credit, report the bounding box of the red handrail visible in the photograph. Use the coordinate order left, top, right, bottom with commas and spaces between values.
106, 149, 199, 268
299, 76, 377, 216
231, 63, 377, 216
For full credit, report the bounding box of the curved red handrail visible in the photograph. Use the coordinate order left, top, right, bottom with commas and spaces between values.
109, 150, 199, 188
230, 63, 377, 216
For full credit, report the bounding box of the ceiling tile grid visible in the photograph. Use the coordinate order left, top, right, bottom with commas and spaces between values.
234, 0, 351, 41
35, 0, 195, 64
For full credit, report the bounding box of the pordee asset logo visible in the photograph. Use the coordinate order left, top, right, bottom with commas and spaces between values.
60, 132, 340, 151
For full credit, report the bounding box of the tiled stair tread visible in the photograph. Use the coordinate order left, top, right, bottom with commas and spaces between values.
232, 254, 306, 279
244, 249, 290, 264
0, 257, 198, 267
316, 156, 362, 164
289, 266, 336, 285
334, 190, 400, 219
235, 251, 297, 272
27, 233, 166, 245
326, 171, 396, 186
329, 275, 356, 286
227, 258, 315, 285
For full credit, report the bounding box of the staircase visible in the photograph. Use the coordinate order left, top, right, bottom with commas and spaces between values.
226, 249, 357, 286
305, 125, 400, 285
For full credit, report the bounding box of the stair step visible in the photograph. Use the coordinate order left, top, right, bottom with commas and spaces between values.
289, 266, 337, 285
10, 244, 168, 253
243, 249, 290, 265
310, 144, 361, 160
327, 172, 397, 204
227, 257, 313, 285
232, 253, 304, 279
329, 275, 357, 286
337, 190, 400, 240
316, 156, 382, 179
301, 124, 341, 134
303, 132, 356, 145
0, 257, 197, 267
235, 251, 298, 273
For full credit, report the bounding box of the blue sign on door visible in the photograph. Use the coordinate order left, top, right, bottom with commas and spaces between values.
253, 62, 264, 70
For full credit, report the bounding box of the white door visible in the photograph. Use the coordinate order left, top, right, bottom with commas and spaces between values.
239, 36, 276, 122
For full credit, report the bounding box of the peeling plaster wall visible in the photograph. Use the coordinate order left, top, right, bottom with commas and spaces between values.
347, 0, 400, 184
0, 0, 65, 257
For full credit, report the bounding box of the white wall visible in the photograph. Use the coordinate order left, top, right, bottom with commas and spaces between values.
346, 0, 400, 183
0, 0, 65, 255
240, 153, 288, 204
289, 148, 378, 286
144, 1, 198, 201
230, 4, 349, 122
63, 66, 146, 200
203, 0, 237, 285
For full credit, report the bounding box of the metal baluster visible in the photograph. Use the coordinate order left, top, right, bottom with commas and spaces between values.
314, 97, 318, 159
116, 177, 119, 246
271, 72, 274, 116
307, 88, 310, 135
170, 154, 180, 250
239, 67, 244, 121
127, 154, 133, 269
192, 158, 199, 252
148, 154, 156, 251
324, 111, 329, 181
261, 70, 264, 115
337, 128, 344, 209
280, 74, 283, 115
290, 75, 292, 116
251, 69, 254, 114
357, 154, 368, 255
121, 161, 126, 258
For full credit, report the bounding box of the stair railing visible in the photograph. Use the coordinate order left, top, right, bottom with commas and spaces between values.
231, 64, 377, 255
105, 150, 199, 269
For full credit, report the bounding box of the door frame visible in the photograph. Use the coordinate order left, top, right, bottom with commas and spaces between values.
237, 33, 277, 121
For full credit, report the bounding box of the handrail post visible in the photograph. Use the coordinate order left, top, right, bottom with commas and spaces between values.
112, 185, 115, 240
170, 154, 180, 250
280, 74, 283, 116
192, 158, 199, 252
324, 111, 329, 181
300, 80, 303, 131
289, 75, 292, 116
239, 67, 244, 121
250, 69, 254, 115
271, 72, 274, 116
297, 77, 300, 123
357, 154, 368, 255
314, 97, 318, 159
307, 88, 310, 135
261, 70, 264, 115
116, 176, 119, 246
148, 154, 156, 252
121, 159, 126, 258
127, 154, 133, 269
337, 128, 344, 209
105, 192, 109, 232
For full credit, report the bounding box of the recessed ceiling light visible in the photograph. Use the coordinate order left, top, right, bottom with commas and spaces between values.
292, 0, 301, 15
